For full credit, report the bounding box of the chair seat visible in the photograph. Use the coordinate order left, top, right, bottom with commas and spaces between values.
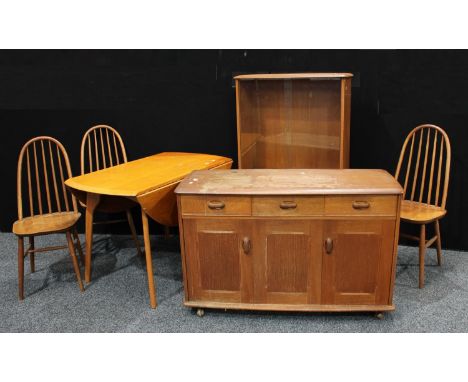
13, 212, 81, 236
400, 200, 446, 224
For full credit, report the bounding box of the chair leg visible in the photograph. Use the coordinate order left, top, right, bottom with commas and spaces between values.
18, 237, 25, 300
126, 210, 143, 256
419, 224, 426, 288
72, 228, 85, 267
66, 231, 84, 292
28, 236, 35, 273
434, 220, 442, 266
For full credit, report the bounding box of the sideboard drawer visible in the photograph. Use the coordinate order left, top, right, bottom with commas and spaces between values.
180, 195, 252, 216
325, 195, 397, 216
180, 196, 206, 215
205, 196, 251, 216
252, 196, 324, 216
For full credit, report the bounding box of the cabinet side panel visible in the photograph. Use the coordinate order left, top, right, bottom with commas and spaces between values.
182, 219, 199, 300
388, 195, 401, 304
235, 79, 244, 168
340, 78, 352, 168
177, 197, 189, 301
237, 80, 264, 169
378, 218, 398, 305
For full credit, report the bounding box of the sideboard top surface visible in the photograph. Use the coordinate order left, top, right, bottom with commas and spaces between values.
234, 73, 353, 80
175, 169, 403, 196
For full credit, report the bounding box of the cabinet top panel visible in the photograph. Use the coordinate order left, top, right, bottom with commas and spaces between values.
175, 169, 402, 196
234, 73, 353, 80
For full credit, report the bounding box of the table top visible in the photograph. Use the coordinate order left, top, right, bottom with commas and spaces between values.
65, 152, 233, 197
175, 169, 403, 196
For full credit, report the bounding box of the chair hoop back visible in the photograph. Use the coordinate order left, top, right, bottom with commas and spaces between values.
80, 124, 127, 174
395, 124, 451, 209
17, 136, 77, 220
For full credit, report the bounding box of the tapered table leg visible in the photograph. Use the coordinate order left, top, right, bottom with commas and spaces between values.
141, 208, 157, 309
85, 193, 100, 283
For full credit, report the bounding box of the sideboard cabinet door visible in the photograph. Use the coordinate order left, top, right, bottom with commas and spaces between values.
321, 219, 396, 305
254, 220, 323, 305
183, 219, 253, 303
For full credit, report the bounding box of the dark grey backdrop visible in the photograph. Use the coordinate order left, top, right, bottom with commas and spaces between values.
1, 50, 467, 250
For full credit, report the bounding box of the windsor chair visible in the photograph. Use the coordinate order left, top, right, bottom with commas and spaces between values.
80, 125, 143, 261
12, 136, 84, 299
395, 124, 451, 288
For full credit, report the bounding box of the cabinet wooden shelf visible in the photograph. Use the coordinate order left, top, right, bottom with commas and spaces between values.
235, 73, 352, 169
175, 169, 403, 315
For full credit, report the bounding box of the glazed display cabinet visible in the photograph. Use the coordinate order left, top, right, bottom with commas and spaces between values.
235, 73, 352, 169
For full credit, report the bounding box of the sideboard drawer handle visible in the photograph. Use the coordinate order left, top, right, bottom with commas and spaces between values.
325, 238, 333, 254
279, 201, 297, 210
352, 201, 370, 210
207, 200, 225, 210
242, 237, 251, 254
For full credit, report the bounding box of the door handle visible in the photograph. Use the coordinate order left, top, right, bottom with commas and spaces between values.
242, 237, 251, 254
279, 201, 297, 210
325, 238, 333, 254
352, 201, 370, 209
207, 200, 225, 210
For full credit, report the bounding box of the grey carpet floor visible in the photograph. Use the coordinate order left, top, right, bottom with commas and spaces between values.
0, 232, 467, 332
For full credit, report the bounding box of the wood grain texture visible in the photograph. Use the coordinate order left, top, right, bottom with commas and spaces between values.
67, 152, 232, 197
235, 74, 352, 169
141, 209, 157, 309
178, 169, 400, 314
13, 136, 84, 299
400, 200, 446, 224
321, 219, 395, 305
66, 151, 233, 308
183, 219, 250, 303
176, 169, 403, 196
12, 212, 81, 235
387, 195, 402, 303
324, 195, 397, 216
252, 196, 324, 216
198, 232, 241, 291
256, 220, 322, 305
183, 301, 395, 312
267, 234, 308, 292
79, 125, 142, 254
395, 124, 451, 288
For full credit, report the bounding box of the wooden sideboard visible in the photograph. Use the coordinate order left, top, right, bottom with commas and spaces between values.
175, 170, 402, 314
175, 169, 403, 317
235, 73, 352, 169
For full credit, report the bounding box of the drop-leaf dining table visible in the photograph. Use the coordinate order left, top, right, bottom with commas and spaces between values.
65, 152, 232, 308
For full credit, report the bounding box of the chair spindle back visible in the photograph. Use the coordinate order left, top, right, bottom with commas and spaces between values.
80, 125, 127, 174
395, 124, 451, 209
17, 136, 77, 220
